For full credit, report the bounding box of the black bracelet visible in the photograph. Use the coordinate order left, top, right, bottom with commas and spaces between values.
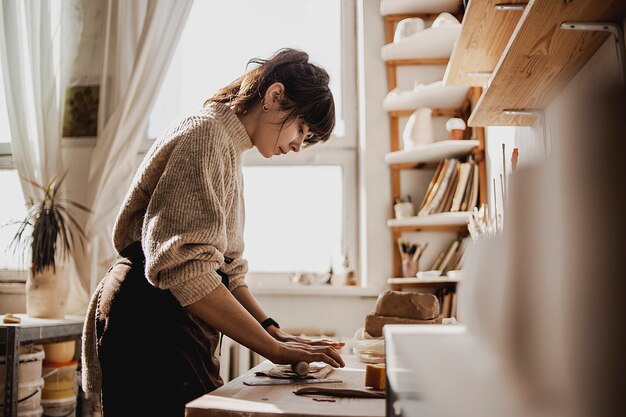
261, 317, 280, 330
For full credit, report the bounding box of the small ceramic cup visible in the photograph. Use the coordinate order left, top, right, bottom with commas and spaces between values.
394, 202, 415, 219
402, 259, 419, 278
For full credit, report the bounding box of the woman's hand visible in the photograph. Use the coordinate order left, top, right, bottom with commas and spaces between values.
267, 326, 346, 350
267, 340, 345, 368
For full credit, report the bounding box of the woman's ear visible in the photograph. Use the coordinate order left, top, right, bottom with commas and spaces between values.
264, 82, 285, 106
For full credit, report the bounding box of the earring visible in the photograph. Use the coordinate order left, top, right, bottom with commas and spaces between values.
262, 103, 269, 112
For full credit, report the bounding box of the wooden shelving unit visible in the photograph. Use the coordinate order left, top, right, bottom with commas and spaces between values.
381, 2, 488, 292
467, 0, 626, 126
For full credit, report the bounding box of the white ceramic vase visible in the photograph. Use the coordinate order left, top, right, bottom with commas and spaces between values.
26, 266, 69, 319
393, 17, 425, 43
403, 107, 434, 150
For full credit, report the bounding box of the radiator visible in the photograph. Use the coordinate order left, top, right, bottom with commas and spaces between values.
219, 336, 263, 382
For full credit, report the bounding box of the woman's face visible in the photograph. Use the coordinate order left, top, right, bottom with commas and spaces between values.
251, 83, 313, 158
253, 114, 312, 158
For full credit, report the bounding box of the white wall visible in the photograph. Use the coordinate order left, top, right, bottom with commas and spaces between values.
484, 33, 623, 220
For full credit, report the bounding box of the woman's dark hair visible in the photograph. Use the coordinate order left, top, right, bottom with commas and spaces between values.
206, 48, 335, 147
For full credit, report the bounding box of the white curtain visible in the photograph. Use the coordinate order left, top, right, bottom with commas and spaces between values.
0, 0, 64, 200
68, 0, 193, 313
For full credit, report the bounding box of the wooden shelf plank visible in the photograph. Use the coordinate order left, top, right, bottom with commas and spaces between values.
387, 212, 471, 229
387, 58, 450, 66
469, 0, 626, 127
443, 0, 527, 87
389, 108, 462, 118
385, 140, 480, 165
388, 277, 458, 286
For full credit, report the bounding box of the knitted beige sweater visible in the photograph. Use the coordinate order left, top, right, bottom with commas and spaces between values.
81, 103, 253, 393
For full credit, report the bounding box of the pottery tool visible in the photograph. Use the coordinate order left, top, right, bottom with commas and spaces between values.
291, 361, 310, 377
293, 387, 385, 399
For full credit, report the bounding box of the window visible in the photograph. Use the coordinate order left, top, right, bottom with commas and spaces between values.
149, 0, 357, 276
0, 170, 28, 270
0, 48, 28, 272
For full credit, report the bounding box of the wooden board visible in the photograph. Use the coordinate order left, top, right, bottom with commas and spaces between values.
469, 0, 626, 126
185, 356, 385, 417
444, 0, 527, 87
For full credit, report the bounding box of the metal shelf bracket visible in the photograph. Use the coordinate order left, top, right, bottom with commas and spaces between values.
495, 3, 528, 11
560, 22, 626, 85
502, 109, 550, 156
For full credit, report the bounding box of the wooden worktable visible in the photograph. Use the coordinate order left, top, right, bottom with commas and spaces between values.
185, 355, 385, 417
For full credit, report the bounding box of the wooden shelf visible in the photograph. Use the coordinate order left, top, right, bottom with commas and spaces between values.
387, 58, 450, 66
443, 0, 527, 87
469, 0, 626, 127
388, 277, 458, 286
389, 108, 462, 118
387, 212, 471, 231
380, 0, 461, 16
385, 140, 480, 165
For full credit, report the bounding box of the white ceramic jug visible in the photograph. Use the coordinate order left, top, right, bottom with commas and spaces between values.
393, 18, 425, 43
403, 108, 434, 150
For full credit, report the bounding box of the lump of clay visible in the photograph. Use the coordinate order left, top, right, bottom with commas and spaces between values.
365, 314, 441, 338
375, 290, 439, 320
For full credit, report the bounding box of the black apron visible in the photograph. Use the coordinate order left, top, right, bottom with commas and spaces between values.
95, 241, 230, 417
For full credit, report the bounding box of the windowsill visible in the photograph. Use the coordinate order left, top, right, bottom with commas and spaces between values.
0, 269, 28, 282
248, 284, 380, 297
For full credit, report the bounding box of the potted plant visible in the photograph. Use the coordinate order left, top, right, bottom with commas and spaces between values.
8, 174, 89, 318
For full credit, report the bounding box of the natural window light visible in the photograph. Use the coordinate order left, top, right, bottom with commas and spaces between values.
0, 54, 10, 143
149, 0, 355, 275
242, 166, 343, 273
0, 170, 28, 270
149, 0, 343, 139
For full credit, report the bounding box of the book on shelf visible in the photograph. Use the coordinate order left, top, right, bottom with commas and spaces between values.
418, 158, 449, 215
438, 239, 460, 273
446, 237, 470, 273
430, 239, 454, 271
418, 158, 479, 216
430, 237, 471, 274
465, 162, 479, 212
451, 163, 472, 212
450, 292, 458, 319
436, 288, 454, 318
436, 162, 459, 213
459, 163, 475, 212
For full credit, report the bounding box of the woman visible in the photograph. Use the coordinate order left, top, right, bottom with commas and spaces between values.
82, 49, 345, 417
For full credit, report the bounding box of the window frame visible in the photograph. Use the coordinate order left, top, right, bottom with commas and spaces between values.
142, 0, 359, 280
242, 145, 358, 282
0, 143, 12, 168
241, 0, 358, 281
0, 0, 359, 279
0, 144, 25, 277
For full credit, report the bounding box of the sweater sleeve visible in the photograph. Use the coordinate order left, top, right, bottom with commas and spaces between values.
221, 186, 248, 292
142, 125, 232, 306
